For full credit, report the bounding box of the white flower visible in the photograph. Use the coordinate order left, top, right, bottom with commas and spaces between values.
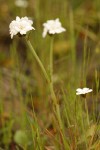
9, 16, 35, 39
15, 0, 28, 8
76, 88, 93, 95
42, 18, 66, 38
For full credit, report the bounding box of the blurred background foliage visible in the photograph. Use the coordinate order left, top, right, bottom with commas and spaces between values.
0, 0, 99, 91
0, 0, 100, 149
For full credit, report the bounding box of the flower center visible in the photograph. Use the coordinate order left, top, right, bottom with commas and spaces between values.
20, 25, 24, 30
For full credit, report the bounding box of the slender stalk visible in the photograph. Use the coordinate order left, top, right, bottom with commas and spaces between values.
49, 36, 62, 126
84, 97, 89, 125
26, 39, 50, 83
50, 36, 54, 82
49, 37, 70, 149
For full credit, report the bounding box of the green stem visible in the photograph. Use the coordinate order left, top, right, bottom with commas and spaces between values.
49, 83, 62, 129
49, 37, 61, 123
85, 97, 89, 125
50, 36, 54, 82
26, 39, 50, 83
49, 37, 70, 149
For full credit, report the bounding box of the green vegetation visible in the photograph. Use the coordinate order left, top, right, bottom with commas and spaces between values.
0, 0, 100, 149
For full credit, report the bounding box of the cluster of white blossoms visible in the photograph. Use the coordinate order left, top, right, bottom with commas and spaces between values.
15, 0, 28, 8
76, 88, 93, 95
9, 16, 35, 39
9, 17, 66, 39
42, 18, 66, 38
